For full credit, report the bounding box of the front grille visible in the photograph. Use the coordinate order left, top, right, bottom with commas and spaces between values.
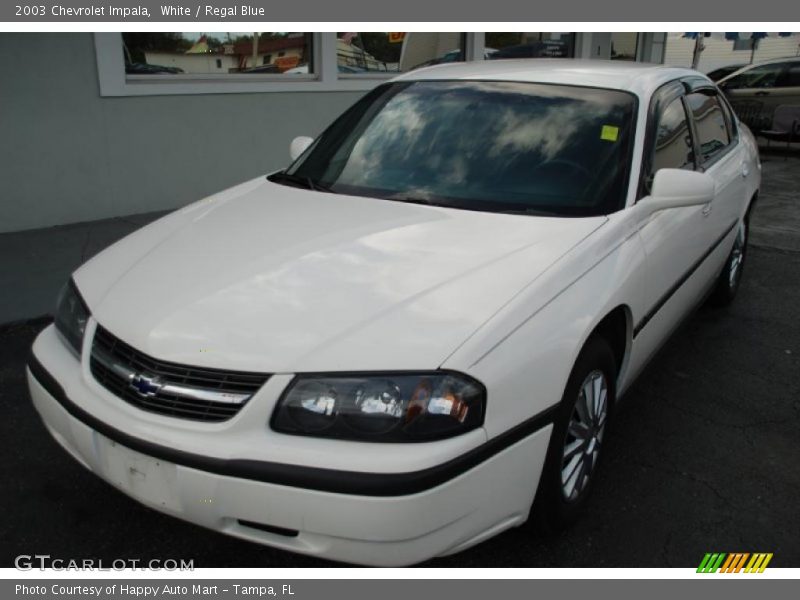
90, 325, 270, 422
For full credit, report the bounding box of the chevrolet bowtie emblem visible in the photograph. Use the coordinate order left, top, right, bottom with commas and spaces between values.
129, 373, 163, 398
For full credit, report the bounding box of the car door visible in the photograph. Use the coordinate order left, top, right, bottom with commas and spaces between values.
683, 89, 747, 252
630, 82, 713, 367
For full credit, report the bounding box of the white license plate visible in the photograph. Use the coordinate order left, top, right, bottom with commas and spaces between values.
98, 435, 181, 511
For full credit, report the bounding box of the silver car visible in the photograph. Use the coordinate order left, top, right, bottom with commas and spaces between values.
719, 57, 800, 132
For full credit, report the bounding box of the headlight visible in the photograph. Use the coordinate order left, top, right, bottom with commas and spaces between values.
271, 372, 486, 442
54, 279, 90, 356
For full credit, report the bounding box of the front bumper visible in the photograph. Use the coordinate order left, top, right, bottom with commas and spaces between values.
27, 324, 553, 566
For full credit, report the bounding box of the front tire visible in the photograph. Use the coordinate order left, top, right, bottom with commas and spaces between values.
529, 336, 616, 533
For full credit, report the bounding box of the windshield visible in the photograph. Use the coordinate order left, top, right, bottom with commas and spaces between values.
279, 80, 637, 216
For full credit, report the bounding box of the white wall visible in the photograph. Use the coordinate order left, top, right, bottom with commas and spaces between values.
0, 33, 364, 233
664, 33, 800, 73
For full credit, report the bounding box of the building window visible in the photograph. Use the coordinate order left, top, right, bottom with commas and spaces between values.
611, 33, 639, 61
336, 33, 465, 73
121, 32, 314, 76
99, 33, 660, 97
484, 33, 575, 59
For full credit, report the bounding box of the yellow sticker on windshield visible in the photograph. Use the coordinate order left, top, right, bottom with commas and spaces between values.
601, 125, 619, 142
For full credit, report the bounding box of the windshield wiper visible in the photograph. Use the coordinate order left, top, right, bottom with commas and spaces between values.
387, 194, 561, 216
498, 207, 562, 217
268, 171, 333, 193
387, 196, 437, 206
384, 192, 451, 207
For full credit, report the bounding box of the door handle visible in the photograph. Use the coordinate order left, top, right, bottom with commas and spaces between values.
702, 201, 712, 216
754, 91, 770, 96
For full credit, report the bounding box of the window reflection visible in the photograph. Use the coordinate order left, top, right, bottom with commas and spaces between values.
653, 97, 694, 172
122, 33, 313, 75
286, 81, 636, 217
336, 33, 464, 73
685, 93, 730, 163
485, 33, 575, 59
611, 33, 639, 61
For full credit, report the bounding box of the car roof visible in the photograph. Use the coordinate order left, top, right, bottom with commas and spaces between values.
392, 59, 702, 99
718, 56, 800, 82
736, 56, 800, 66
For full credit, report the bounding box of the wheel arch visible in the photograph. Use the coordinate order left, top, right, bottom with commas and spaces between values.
583, 304, 633, 389
745, 190, 758, 221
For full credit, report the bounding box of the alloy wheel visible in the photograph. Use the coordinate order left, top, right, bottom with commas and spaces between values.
560, 369, 608, 502
728, 221, 747, 289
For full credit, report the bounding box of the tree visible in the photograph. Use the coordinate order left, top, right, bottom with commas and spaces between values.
205, 36, 223, 52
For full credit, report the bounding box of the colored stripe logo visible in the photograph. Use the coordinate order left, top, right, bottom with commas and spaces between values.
697, 553, 773, 573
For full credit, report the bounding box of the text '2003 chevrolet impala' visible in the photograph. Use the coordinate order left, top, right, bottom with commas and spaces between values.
28, 60, 760, 566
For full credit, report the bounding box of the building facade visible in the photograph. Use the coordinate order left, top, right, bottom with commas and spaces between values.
0, 32, 674, 233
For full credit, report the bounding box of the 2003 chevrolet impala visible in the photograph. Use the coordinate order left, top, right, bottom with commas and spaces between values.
28, 60, 760, 565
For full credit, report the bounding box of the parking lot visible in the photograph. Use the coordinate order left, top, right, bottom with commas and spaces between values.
1, 154, 798, 569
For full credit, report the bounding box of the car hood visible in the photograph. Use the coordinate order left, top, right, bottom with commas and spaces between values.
76, 178, 605, 372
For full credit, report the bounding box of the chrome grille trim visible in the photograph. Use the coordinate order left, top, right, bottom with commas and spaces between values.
90, 325, 270, 422
91, 347, 252, 405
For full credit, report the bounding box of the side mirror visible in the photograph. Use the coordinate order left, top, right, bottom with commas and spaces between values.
289, 136, 314, 161
645, 169, 715, 212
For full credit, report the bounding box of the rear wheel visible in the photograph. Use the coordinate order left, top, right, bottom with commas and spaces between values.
529, 337, 616, 533
708, 217, 748, 307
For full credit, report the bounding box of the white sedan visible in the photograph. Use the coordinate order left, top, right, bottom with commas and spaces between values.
28, 60, 760, 566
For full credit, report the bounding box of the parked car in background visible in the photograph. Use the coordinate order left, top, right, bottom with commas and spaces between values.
28, 60, 759, 566
282, 64, 366, 74
241, 64, 282, 74
718, 57, 800, 133
124, 62, 184, 75
705, 64, 746, 82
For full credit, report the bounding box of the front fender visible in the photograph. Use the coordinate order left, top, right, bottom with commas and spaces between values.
442, 214, 647, 439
